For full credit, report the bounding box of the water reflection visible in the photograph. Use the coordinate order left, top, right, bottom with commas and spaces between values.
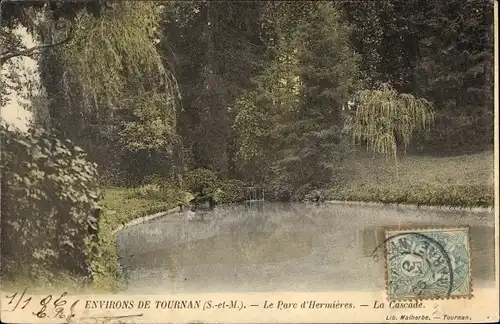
116, 202, 494, 293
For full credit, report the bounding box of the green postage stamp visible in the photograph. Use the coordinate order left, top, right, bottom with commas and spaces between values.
385, 227, 472, 300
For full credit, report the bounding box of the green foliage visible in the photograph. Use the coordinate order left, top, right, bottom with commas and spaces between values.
33, 1, 181, 187
413, 111, 494, 154
161, 2, 267, 177
412, 0, 494, 152
213, 179, 247, 204
0, 122, 101, 282
341, 1, 383, 87
304, 189, 327, 203
119, 92, 178, 153
130, 183, 162, 199
233, 2, 359, 192
297, 3, 360, 115
232, 44, 299, 182
182, 168, 220, 194
350, 83, 434, 162
126, 181, 189, 206
3, 0, 494, 294
276, 3, 359, 188
178, 168, 247, 204
1, 26, 41, 109
264, 179, 309, 202
66, 2, 177, 104
0, 27, 23, 101
0, 0, 105, 30
344, 0, 494, 153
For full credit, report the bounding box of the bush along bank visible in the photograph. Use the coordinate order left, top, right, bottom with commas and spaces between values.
0, 125, 101, 293
182, 168, 247, 205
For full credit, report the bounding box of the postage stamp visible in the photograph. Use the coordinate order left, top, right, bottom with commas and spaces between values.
385, 227, 472, 301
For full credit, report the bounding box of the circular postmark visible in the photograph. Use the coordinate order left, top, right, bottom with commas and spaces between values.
387, 232, 453, 299
371, 228, 471, 300
372, 231, 455, 300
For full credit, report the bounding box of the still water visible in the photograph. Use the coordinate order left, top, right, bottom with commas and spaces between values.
116, 202, 494, 294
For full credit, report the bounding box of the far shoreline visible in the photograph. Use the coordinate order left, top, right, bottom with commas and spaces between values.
114, 198, 494, 235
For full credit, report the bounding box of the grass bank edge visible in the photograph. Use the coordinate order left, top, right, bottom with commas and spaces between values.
327, 183, 493, 209
90, 187, 191, 292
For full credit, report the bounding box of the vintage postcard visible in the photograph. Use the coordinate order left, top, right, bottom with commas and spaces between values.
1, 0, 498, 323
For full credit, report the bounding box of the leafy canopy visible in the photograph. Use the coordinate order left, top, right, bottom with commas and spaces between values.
65, 2, 178, 104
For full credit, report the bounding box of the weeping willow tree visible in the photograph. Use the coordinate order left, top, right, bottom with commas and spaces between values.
43, 2, 181, 183
62, 2, 179, 149
349, 83, 434, 177
65, 2, 178, 102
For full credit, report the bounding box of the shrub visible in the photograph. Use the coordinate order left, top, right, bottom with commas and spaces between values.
264, 181, 328, 203
213, 179, 247, 204
182, 168, 220, 194
413, 112, 494, 154
0, 124, 101, 282
162, 186, 192, 205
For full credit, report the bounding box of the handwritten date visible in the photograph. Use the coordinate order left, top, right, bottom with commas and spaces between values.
4, 288, 79, 322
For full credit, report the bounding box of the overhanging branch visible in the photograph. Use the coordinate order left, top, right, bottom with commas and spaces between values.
0, 24, 73, 66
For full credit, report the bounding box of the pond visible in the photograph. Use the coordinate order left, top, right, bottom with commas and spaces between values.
116, 202, 495, 294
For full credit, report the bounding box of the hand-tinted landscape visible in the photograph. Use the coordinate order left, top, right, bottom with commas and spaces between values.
0, 0, 495, 295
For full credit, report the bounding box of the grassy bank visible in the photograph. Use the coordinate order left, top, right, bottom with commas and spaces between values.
90, 187, 190, 292
329, 150, 494, 208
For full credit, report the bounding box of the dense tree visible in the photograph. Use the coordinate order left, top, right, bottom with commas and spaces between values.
413, 0, 494, 152
32, 2, 180, 185
160, 1, 268, 178
343, 0, 494, 153
233, 2, 360, 198
342, 0, 429, 91
1, 0, 105, 112
1, 0, 108, 283
1, 0, 107, 66
2, 0, 494, 195
281, 2, 359, 189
